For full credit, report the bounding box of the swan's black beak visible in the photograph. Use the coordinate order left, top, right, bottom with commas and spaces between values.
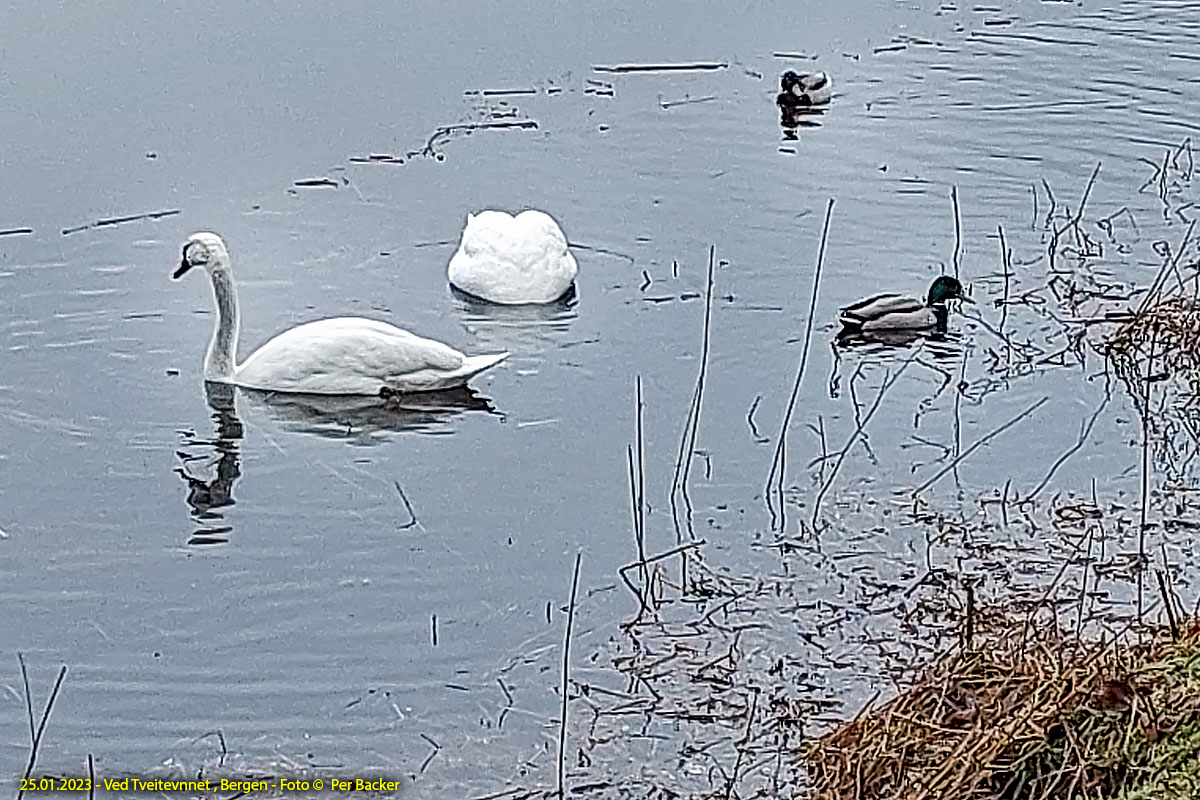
173, 260, 192, 280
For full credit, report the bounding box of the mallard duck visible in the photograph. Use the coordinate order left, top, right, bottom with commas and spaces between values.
448, 209, 578, 304
174, 233, 508, 395
777, 70, 833, 108
839, 276, 973, 332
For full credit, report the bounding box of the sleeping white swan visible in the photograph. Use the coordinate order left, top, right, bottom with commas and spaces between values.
447, 209, 578, 304
173, 232, 508, 395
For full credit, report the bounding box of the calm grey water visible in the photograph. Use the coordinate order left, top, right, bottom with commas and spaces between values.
2, 0, 1199, 796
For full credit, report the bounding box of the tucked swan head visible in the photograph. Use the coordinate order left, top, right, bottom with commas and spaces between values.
447, 209, 578, 304
173, 232, 232, 280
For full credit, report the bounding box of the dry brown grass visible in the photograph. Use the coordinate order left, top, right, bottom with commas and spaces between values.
804, 614, 1200, 800
1108, 297, 1200, 394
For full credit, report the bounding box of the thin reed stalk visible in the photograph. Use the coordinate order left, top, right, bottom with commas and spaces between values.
767, 198, 836, 532
557, 552, 583, 799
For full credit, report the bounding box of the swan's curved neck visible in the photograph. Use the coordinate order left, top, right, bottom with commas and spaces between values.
205, 268, 240, 381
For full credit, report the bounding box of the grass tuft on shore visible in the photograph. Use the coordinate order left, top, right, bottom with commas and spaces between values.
804, 614, 1200, 800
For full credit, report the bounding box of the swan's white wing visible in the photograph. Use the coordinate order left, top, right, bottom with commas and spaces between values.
391, 351, 508, 393
236, 317, 468, 395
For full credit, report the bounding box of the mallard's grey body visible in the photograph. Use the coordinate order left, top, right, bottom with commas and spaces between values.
838, 277, 971, 333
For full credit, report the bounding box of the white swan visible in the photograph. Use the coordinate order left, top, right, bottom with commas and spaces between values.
447, 209, 578, 304
174, 232, 508, 395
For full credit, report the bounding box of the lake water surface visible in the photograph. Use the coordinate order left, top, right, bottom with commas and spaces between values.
2, 1, 1199, 796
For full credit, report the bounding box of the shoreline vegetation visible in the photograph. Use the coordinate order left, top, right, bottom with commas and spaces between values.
797, 172, 1200, 796
582, 148, 1200, 799
806, 614, 1200, 800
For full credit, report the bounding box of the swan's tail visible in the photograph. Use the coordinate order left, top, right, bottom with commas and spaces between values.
383, 352, 509, 394
457, 351, 509, 382
427, 351, 508, 390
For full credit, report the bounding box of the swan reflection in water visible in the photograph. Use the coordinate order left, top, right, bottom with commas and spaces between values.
244, 384, 497, 442
175, 382, 243, 546
451, 284, 579, 357
174, 382, 498, 545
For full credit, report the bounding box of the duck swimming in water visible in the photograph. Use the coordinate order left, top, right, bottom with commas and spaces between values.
839, 276, 973, 333
777, 70, 833, 109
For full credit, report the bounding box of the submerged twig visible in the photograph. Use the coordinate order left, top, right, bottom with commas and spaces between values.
419, 732, 442, 775
912, 396, 1050, 496
393, 481, 419, 531
812, 352, 919, 527
422, 120, 538, 158
1029, 381, 1112, 499
61, 209, 179, 236
593, 62, 729, 73
1047, 162, 1101, 270
747, 395, 768, 443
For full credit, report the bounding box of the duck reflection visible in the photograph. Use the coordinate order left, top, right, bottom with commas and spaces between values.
174, 383, 498, 545
829, 331, 966, 400
777, 70, 831, 137
779, 107, 826, 138
834, 328, 965, 358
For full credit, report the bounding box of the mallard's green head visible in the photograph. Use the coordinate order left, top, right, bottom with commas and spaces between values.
927, 276, 972, 306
